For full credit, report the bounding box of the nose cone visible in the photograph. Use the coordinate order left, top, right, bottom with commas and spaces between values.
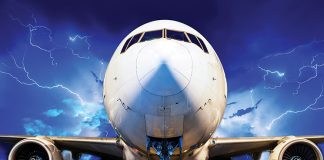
136, 40, 192, 96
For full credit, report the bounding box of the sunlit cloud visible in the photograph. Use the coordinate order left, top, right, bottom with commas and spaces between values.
43, 109, 64, 117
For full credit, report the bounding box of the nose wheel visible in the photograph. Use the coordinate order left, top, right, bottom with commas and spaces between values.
146, 136, 183, 160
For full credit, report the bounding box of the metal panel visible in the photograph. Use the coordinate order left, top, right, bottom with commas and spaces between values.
146, 114, 184, 138
164, 115, 184, 137
145, 114, 164, 137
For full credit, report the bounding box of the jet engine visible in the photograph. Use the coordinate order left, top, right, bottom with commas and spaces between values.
269, 136, 323, 160
8, 137, 62, 160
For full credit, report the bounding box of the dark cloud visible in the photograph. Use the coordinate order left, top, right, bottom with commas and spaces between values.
228, 99, 262, 119
18, 0, 217, 32
2, 0, 324, 63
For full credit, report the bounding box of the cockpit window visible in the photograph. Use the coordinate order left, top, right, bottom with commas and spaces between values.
127, 33, 142, 50
197, 37, 208, 53
187, 33, 208, 53
140, 30, 163, 42
166, 30, 189, 42
121, 38, 131, 53
187, 33, 201, 48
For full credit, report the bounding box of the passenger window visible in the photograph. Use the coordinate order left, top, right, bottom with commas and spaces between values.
127, 33, 142, 50
166, 30, 189, 42
140, 30, 162, 42
187, 33, 202, 49
197, 37, 208, 53
121, 38, 131, 53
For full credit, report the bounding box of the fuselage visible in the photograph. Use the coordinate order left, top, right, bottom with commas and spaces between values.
103, 20, 227, 157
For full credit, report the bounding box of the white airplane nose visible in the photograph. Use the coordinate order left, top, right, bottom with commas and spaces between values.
136, 40, 192, 96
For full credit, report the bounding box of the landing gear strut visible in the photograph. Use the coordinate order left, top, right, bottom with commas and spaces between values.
146, 136, 183, 160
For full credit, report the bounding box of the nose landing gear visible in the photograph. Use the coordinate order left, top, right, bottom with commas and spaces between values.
146, 136, 183, 160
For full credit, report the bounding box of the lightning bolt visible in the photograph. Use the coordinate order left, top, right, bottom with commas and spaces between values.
0, 53, 86, 105
8, 13, 92, 63
8, 14, 57, 65
294, 53, 324, 94
69, 35, 91, 49
258, 40, 324, 130
1, 9, 111, 148
266, 84, 324, 130
257, 66, 287, 90
2, 13, 101, 106
258, 40, 324, 93
67, 34, 92, 59
258, 66, 285, 79
261, 40, 324, 60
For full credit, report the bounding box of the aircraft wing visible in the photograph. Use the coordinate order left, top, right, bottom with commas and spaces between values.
2, 135, 324, 159
208, 135, 324, 159
0, 135, 123, 159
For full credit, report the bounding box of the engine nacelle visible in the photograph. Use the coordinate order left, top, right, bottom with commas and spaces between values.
8, 137, 62, 160
269, 136, 323, 160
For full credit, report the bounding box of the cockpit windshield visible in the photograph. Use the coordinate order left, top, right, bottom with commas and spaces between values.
187, 33, 208, 54
140, 30, 163, 42
120, 29, 208, 54
166, 30, 189, 42
126, 33, 142, 50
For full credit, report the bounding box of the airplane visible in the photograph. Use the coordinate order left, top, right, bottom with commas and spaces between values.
1, 20, 324, 160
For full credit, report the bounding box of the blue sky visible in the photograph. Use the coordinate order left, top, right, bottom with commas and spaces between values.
1, 0, 324, 159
